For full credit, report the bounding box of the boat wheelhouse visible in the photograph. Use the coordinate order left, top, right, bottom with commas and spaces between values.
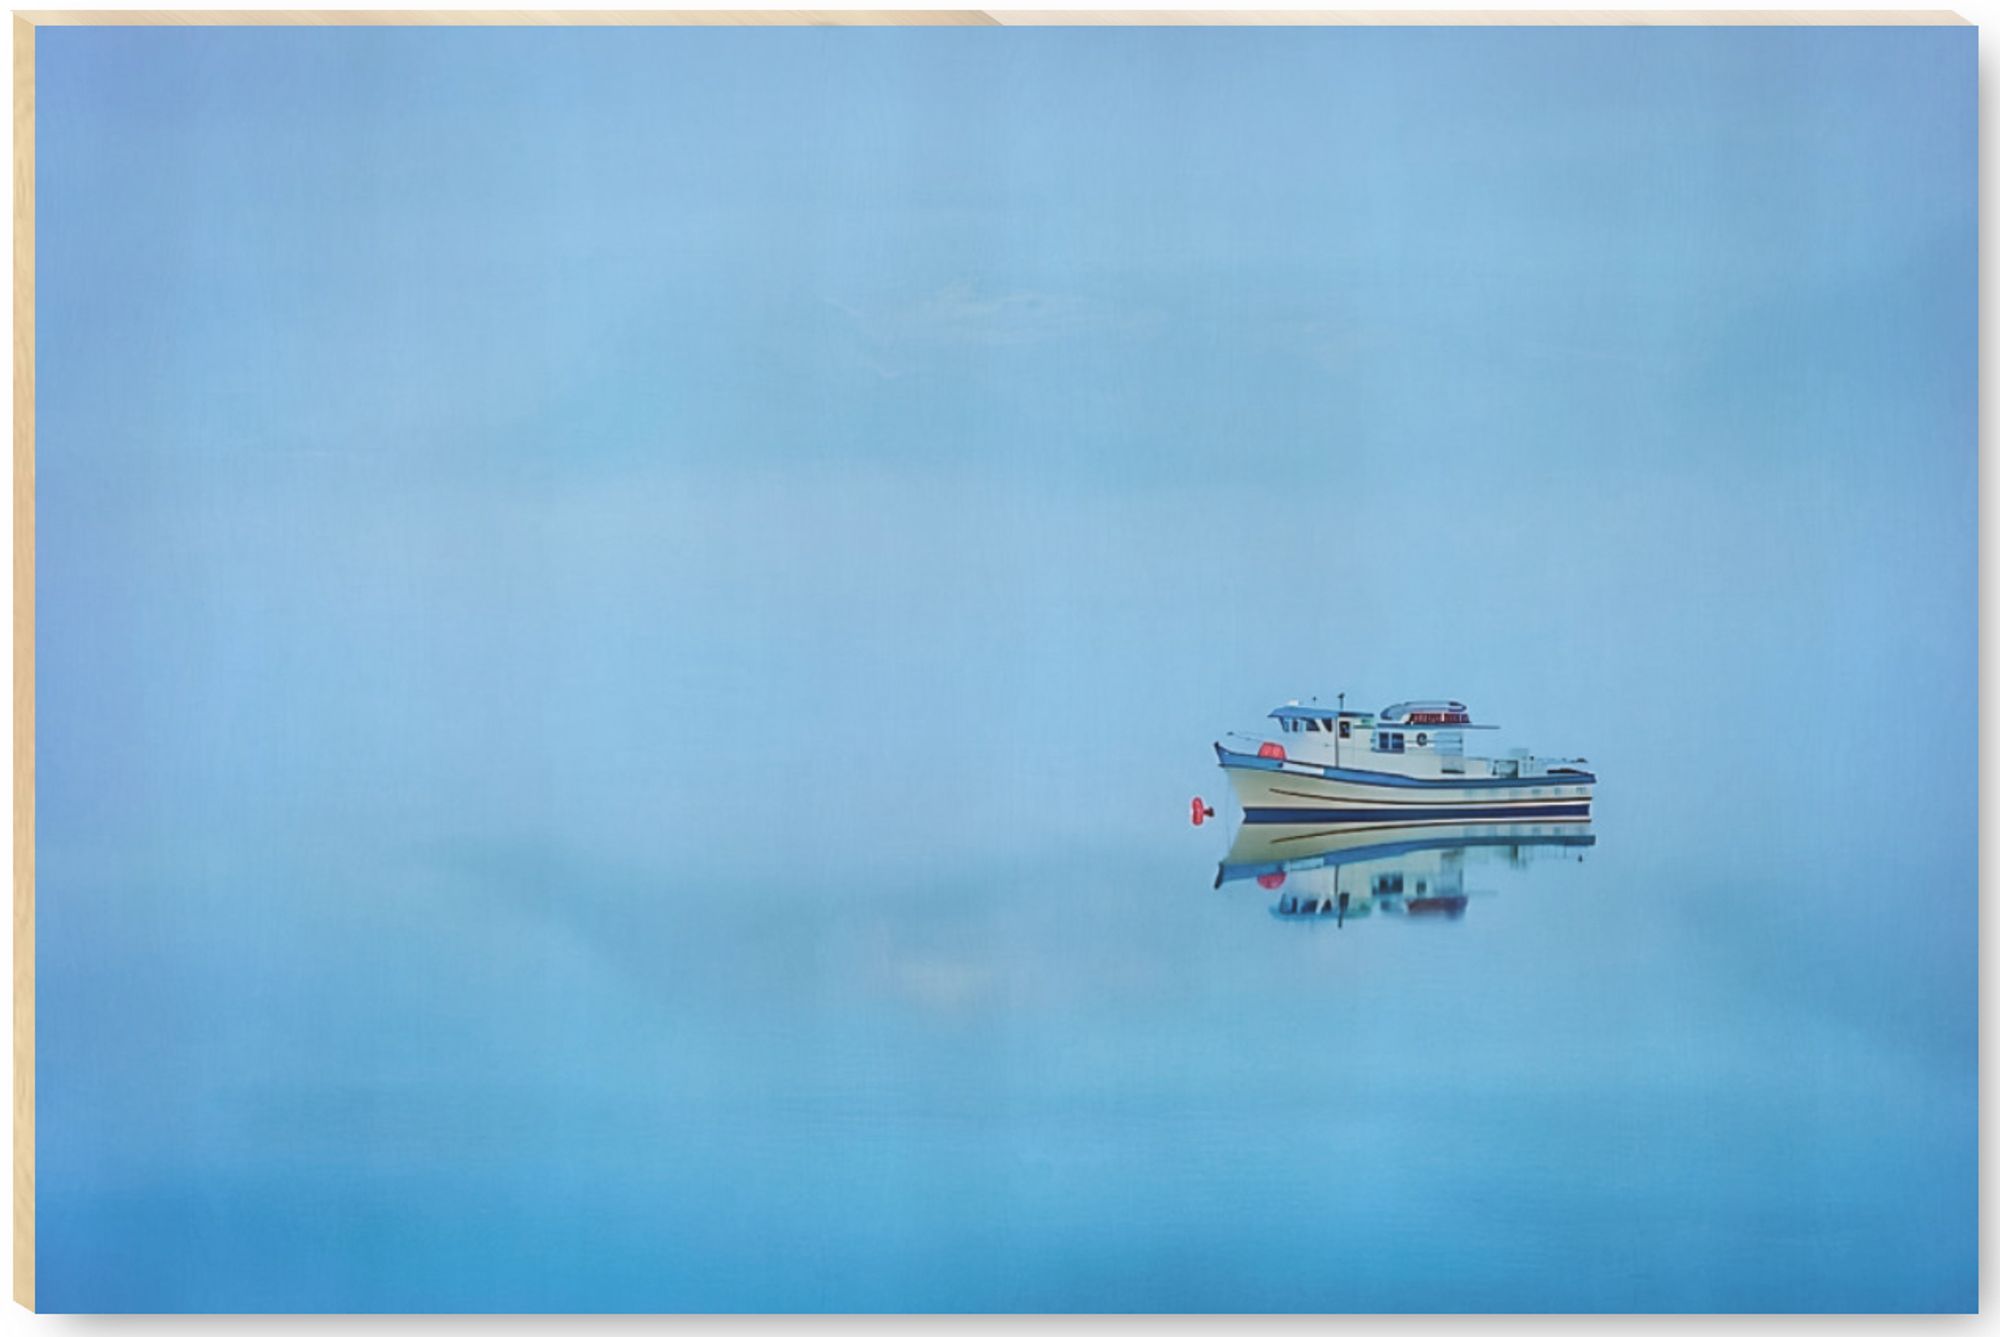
1215, 697, 1594, 827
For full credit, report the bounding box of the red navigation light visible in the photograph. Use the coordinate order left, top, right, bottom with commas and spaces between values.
1257, 741, 1286, 761
1256, 871, 1287, 891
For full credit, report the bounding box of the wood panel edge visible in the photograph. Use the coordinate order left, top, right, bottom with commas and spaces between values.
12, 9, 1004, 24
5, 9, 1974, 25
11, 9, 30, 1316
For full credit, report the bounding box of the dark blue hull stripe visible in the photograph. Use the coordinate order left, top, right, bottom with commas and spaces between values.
1243, 802, 1591, 825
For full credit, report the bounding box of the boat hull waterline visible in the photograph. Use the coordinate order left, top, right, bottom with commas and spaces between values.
1215, 742, 1595, 826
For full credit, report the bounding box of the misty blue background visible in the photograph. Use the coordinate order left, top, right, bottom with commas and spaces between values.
33, 23, 1973, 1311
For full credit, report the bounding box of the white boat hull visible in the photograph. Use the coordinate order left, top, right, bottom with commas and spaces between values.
1216, 745, 1594, 827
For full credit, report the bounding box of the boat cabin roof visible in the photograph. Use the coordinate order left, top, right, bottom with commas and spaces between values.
1379, 700, 1473, 724
1268, 702, 1375, 723
1267, 698, 1496, 730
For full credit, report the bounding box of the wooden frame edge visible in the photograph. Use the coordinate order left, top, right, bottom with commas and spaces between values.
980, 8, 1971, 20
4, 9, 1975, 24
11, 10, 29, 1316
13, 9, 1008, 22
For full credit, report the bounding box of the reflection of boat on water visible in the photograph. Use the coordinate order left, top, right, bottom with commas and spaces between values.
1214, 698, 1595, 826
1217, 821, 1594, 928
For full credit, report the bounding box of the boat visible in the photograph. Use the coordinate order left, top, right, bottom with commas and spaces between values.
1213, 698, 1594, 827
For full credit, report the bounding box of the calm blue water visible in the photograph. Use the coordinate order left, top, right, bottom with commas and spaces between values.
32, 24, 1973, 1312
33, 762, 1975, 1311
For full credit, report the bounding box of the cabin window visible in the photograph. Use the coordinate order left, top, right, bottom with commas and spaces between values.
1338, 720, 1351, 739
1305, 719, 1320, 732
